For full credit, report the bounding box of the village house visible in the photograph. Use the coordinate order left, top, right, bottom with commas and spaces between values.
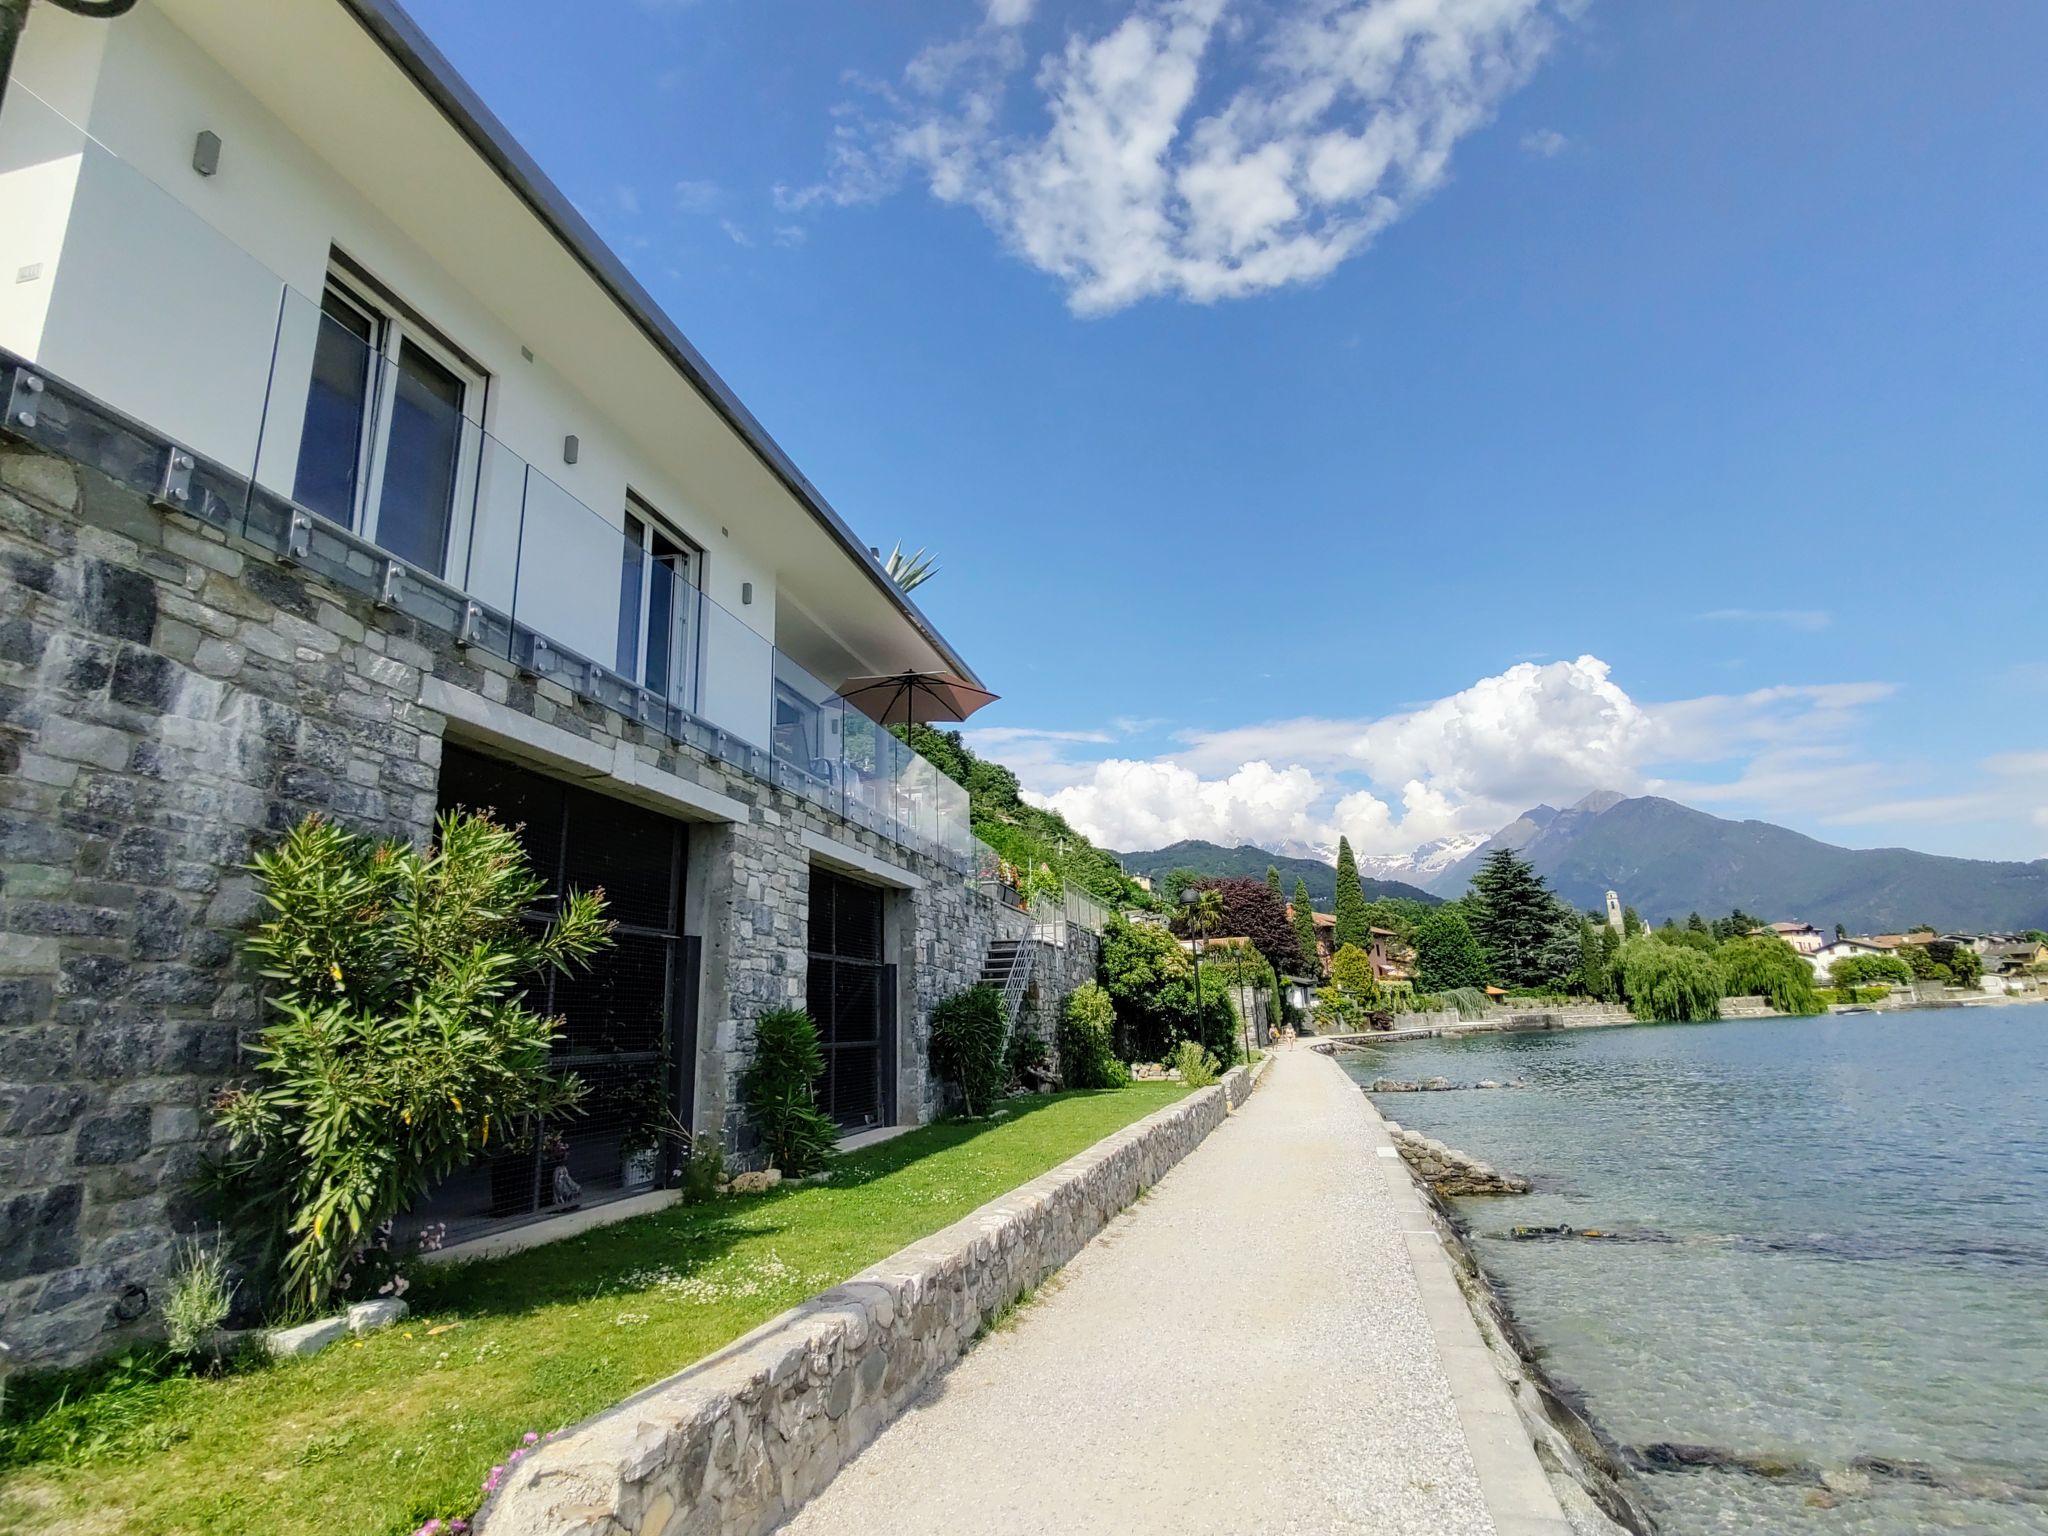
1755, 920, 1827, 956
0, 0, 1103, 1369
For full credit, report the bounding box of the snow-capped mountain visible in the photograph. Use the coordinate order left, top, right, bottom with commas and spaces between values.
1355, 832, 1491, 885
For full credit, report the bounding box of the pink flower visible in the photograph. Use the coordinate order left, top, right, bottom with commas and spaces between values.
522, 1432, 540, 1445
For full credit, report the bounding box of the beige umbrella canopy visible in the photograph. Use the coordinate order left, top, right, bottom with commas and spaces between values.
837, 669, 998, 727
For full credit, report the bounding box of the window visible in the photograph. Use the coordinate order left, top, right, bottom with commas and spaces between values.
614, 495, 702, 705
292, 269, 481, 578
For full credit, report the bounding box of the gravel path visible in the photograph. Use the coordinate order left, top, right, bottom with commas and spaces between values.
781, 1048, 1501, 1536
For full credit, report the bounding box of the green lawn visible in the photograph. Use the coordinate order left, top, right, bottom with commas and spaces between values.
0, 1083, 1188, 1536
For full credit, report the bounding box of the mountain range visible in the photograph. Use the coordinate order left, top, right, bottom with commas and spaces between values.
1120, 794, 2048, 932
1110, 840, 1439, 908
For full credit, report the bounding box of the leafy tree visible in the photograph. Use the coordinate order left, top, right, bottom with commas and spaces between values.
1687, 911, 1710, 935
1712, 908, 1765, 941
1929, 940, 1983, 987
1332, 837, 1371, 950
1568, 916, 1611, 999
1899, 944, 1945, 981
1617, 937, 1723, 1022
1099, 915, 1216, 1062
743, 1008, 840, 1174
1715, 934, 1823, 1015
1290, 877, 1320, 974
1467, 848, 1580, 988
214, 812, 610, 1311
1413, 907, 1490, 992
1622, 905, 1645, 938
1655, 924, 1718, 953
1181, 875, 1301, 975
1835, 923, 1847, 941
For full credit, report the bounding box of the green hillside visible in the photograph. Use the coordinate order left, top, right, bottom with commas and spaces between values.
899, 725, 1150, 908
1112, 839, 1439, 909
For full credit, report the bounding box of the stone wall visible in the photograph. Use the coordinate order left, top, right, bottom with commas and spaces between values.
0, 438, 1103, 1370
475, 1060, 1263, 1536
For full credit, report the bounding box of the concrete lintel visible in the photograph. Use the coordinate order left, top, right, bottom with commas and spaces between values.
800, 828, 923, 890
424, 677, 747, 824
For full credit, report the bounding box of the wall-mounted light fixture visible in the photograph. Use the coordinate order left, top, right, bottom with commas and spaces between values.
741, 582, 753, 606
192, 130, 221, 177
562, 434, 579, 465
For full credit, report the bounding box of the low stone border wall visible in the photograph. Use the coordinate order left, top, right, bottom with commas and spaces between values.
478, 1060, 1266, 1536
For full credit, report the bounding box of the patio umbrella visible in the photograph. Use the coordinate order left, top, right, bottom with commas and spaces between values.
837, 669, 998, 727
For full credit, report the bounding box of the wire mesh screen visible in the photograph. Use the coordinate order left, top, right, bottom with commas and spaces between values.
807, 869, 891, 1130
396, 744, 689, 1252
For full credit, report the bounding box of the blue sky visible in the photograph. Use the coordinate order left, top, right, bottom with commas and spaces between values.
407, 0, 2047, 862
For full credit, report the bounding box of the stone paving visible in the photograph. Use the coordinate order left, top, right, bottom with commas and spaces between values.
782, 1048, 1536, 1536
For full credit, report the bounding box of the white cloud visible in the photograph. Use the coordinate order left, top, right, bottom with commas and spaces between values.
1696, 607, 1834, 632
1010, 655, 1910, 855
1519, 126, 1567, 157
1028, 759, 1332, 850
675, 178, 723, 212
789, 0, 1569, 313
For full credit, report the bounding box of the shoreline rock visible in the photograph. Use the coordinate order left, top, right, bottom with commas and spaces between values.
1370, 1076, 1520, 1093
1386, 1125, 1532, 1196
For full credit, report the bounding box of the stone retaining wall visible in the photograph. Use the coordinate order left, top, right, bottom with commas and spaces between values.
478, 1061, 1264, 1536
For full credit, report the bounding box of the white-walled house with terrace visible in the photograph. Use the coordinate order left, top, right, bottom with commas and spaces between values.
0, 0, 1103, 1369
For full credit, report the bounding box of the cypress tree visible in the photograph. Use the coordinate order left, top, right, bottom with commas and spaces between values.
1266, 865, 1284, 903
1291, 877, 1319, 975
1332, 837, 1370, 951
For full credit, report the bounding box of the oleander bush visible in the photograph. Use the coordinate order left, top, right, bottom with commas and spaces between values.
741, 1008, 839, 1174
1057, 982, 1129, 1089
212, 812, 610, 1312
929, 983, 1010, 1117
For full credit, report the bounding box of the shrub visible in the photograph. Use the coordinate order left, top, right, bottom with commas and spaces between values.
212, 812, 610, 1312
1057, 983, 1128, 1089
1617, 937, 1723, 1022
1827, 953, 1914, 988
161, 1237, 236, 1356
1170, 1039, 1219, 1088
1715, 935, 1824, 1015
929, 984, 1010, 1117
741, 1009, 839, 1174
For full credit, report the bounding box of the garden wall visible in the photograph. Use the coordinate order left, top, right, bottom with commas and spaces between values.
0, 439, 1095, 1370
476, 1061, 1263, 1536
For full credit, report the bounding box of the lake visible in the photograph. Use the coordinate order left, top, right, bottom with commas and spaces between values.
1338, 1004, 2048, 1535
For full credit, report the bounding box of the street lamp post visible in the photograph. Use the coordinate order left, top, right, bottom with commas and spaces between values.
1179, 886, 1205, 1063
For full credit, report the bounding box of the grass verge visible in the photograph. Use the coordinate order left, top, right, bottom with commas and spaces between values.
0, 1082, 1189, 1535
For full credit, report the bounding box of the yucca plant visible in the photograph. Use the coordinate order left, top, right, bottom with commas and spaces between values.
209, 812, 611, 1313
